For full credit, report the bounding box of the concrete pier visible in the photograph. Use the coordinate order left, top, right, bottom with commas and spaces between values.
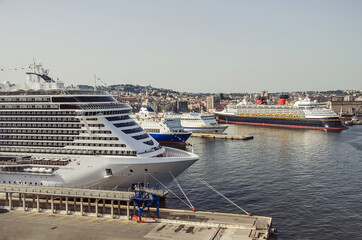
191, 133, 254, 140
0, 184, 273, 239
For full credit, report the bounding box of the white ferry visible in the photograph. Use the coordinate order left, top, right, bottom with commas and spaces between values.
166, 112, 228, 134
0, 61, 199, 190
133, 106, 191, 146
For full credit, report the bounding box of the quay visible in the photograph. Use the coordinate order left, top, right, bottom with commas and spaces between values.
0, 184, 273, 239
191, 133, 254, 140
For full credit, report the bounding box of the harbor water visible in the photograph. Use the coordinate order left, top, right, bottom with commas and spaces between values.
165, 124, 362, 240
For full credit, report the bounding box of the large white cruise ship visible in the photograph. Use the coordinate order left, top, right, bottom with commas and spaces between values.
0, 61, 199, 190
214, 95, 347, 130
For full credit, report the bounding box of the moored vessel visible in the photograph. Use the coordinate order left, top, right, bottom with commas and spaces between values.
0, 61, 199, 190
166, 112, 228, 134
132, 106, 192, 148
214, 95, 347, 131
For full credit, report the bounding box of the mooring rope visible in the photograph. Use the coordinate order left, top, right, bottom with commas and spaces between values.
146, 172, 194, 210
197, 178, 250, 215
169, 171, 195, 211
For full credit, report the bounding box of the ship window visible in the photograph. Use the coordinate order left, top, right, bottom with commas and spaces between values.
105, 168, 113, 176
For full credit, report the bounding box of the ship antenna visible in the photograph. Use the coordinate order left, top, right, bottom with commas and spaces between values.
94, 74, 97, 90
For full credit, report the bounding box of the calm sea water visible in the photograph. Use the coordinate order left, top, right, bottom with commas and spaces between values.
165, 124, 362, 240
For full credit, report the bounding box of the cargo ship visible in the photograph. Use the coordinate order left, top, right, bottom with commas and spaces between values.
214, 95, 347, 130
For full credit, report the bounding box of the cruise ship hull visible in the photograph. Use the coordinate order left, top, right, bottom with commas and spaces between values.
0, 148, 198, 190
149, 132, 192, 144
215, 113, 348, 130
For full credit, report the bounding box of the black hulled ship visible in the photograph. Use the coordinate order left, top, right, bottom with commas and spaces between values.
214, 95, 347, 131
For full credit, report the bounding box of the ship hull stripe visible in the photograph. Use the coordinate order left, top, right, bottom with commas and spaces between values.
216, 114, 347, 130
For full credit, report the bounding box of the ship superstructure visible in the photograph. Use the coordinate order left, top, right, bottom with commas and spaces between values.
215, 96, 347, 130
0, 62, 199, 189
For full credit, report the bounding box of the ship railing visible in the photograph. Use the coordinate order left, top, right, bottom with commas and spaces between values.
164, 147, 192, 158
0, 90, 109, 96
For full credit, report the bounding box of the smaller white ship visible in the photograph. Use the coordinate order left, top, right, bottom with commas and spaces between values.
133, 107, 192, 147
166, 112, 228, 134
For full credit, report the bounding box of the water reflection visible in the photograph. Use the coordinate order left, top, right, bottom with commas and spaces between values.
166, 125, 362, 240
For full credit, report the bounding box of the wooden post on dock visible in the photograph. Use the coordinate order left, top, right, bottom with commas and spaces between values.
127, 201, 130, 220
65, 197, 69, 214
80, 198, 83, 216
118, 200, 120, 217
9, 193, 12, 211
23, 194, 26, 211
88, 198, 91, 213
73, 197, 77, 212
102, 199, 105, 215
51, 196, 54, 213
95, 199, 98, 217
111, 200, 114, 218
37, 195, 40, 212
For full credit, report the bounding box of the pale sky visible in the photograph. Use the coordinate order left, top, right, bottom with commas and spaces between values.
1, 0, 361, 93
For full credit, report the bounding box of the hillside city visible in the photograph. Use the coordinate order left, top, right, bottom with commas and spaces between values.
80, 84, 362, 117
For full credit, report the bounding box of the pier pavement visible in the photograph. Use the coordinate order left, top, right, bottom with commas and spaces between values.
0, 184, 272, 239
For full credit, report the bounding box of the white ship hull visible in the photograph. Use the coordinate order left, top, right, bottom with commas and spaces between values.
184, 125, 228, 134
0, 147, 198, 190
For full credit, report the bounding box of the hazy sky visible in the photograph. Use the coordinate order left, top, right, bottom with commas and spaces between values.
1, 0, 361, 93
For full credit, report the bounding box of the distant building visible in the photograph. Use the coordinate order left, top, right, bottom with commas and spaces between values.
328, 101, 362, 116
176, 101, 189, 113
206, 95, 221, 112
